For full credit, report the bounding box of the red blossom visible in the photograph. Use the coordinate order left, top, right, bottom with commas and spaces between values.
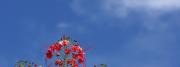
72, 53, 78, 59
77, 50, 85, 64
62, 40, 68, 46
78, 50, 84, 58
49, 45, 55, 51
34, 64, 37, 67
78, 57, 84, 64
78, 48, 84, 53
54, 43, 62, 51
73, 63, 78, 67
65, 48, 71, 55
46, 51, 53, 59
70, 59, 76, 65
66, 59, 76, 66
66, 59, 71, 64
55, 59, 63, 66
71, 45, 79, 52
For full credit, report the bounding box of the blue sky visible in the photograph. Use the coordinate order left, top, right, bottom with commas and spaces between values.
0, 0, 180, 67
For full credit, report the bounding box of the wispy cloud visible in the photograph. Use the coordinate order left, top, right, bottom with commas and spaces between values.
103, 0, 180, 17
72, 0, 180, 17
70, 0, 180, 67
71, 0, 180, 30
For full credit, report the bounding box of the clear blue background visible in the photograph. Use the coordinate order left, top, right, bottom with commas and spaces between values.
0, 0, 180, 67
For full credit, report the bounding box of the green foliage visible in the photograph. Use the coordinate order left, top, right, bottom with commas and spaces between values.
94, 64, 107, 67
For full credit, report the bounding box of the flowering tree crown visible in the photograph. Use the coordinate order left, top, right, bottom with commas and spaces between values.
45, 35, 86, 67
14, 35, 107, 67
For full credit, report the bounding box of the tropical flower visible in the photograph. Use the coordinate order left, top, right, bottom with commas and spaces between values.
65, 48, 71, 55
34, 64, 37, 67
73, 63, 78, 67
71, 45, 79, 52
62, 40, 69, 46
72, 53, 78, 59
45, 50, 53, 59
78, 57, 84, 64
54, 42, 62, 51
55, 59, 63, 66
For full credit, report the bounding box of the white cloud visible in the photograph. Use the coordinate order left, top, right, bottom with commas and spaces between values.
103, 0, 180, 17
71, 0, 180, 31
71, 0, 180, 19
69, 1, 180, 67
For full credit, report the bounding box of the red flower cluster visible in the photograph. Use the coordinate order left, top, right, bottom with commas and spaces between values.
71, 45, 85, 64
45, 42, 63, 59
55, 59, 63, 66
45, 36, 85, 67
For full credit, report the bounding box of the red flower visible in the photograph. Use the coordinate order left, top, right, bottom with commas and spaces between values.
67, 59, 76, 65
55, 59, 63, 66
66, 59, 71, 64
73, 63, 78, 67
70, 59, 76, 65
49, 45, 55, 51
34, 64, 37, 67
78, 50, 84, 58
65, 48, 71, 55
78, 57, 84, 64
54, 43, 62, 51
46, 50, 53, 59
62, 40, 68, 46
71, 45, 79, 52
72, 53, 78, 59
77, 52, 85, 64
